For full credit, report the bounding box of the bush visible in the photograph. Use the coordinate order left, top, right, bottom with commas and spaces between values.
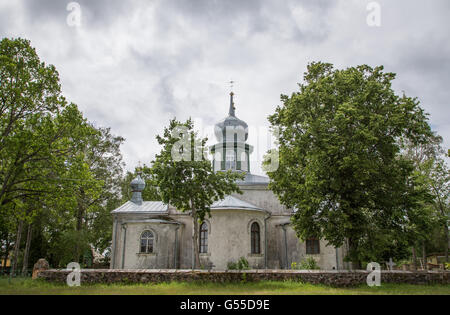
227, 257, 250, 270
291, 256, 320, 270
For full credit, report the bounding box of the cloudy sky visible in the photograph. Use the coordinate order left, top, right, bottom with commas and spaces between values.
1, 0, 449, 175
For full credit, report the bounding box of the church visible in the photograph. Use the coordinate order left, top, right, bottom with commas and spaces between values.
110, 92, 346, 270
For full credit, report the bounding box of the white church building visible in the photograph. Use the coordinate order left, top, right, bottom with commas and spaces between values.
110, 93, 346, 270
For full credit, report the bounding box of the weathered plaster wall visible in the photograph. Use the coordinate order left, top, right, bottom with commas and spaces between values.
111, 213, 183, 269
111, 184, 344, 271
233, 185, 291, 215
202, 209, 267, 270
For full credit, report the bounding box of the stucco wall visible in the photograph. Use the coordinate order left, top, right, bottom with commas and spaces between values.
232, 185, 291, 215
111, 214, 183, 269
111, 184, 343, 270
201, 209, 267, 270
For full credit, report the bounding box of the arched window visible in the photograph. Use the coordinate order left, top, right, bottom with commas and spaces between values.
251, 222, 260, 254
199, 222, 208, 253
225, 150, 236, 170
140, 230, 154, 253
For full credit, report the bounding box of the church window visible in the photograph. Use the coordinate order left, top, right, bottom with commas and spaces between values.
251, 222, 260, 254
140, 230, 154, 253
199, 222, 208, 253
225, 150, 236, 170
306, 238, 320, 255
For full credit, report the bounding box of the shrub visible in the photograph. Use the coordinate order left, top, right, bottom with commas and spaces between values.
227, 257, 250, 270
291, 256, 320, 270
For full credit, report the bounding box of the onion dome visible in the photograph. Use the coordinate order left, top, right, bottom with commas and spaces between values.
130, 174, 145, 205
214, 92, 249, 141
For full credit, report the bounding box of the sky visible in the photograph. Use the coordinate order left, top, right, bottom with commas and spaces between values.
1, 0, 449, 176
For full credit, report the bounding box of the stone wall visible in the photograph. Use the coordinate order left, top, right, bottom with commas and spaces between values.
37, 269, 450, 287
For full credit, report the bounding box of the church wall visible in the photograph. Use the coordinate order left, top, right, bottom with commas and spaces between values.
111, 214, 180, 269
171, 214, 194, 269
264, 216, 345, 270
199, 210, 267, 270
233, 185, 291, 215
111, 201, 344, 271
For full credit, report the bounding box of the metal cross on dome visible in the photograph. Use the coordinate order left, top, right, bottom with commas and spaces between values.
229, 80, 235, 92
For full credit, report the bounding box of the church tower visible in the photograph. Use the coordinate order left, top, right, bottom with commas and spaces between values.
210, 92, 253, 173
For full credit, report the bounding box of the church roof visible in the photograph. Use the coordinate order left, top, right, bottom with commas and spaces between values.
237, 173, 270, 185
211, 195, 263, 211
111, 201, 168, 214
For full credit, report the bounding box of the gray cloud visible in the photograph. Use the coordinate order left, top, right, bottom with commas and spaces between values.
0, 0, 449, 174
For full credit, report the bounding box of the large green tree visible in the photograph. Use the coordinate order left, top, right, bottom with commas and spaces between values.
0, 38, 125, 270
150, 118, 243, 268
0, 37, 66, 208
401, 134, 449, 266
265, 62, 435, 267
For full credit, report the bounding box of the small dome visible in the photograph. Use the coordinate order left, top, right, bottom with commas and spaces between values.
214, 116, 248, 141
130, 174, 145, 192
214, 92, 249, 141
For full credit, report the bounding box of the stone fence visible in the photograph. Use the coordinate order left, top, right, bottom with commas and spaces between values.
37, 269, 450, 287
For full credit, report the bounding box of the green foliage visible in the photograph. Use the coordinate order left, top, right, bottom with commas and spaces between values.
0, 37, 125, 268
227, 257, 250, 270
265, 62, 436, 265
120, 166, 160, 203
291, 256, 320, 270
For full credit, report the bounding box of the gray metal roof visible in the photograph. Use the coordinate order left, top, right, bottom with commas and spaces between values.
237, 173, 270, 185
211, 195, 263, 211
111, 201, 168, 214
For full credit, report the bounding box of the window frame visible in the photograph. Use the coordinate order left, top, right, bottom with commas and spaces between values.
250, 222, 261, 254
140, 230, 154, 254
199, 222, 208, 254
306, 237, 320, 255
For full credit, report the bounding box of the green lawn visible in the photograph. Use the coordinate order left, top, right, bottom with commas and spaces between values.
0, 277, 449, 295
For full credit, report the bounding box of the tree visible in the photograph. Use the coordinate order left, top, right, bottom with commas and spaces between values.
150, 118, 243, 268
0, 37, 126, 270
401, 133, 449, 266
265, 62, 434, 267
0, 37, 65, 208
421, 159, 449, 263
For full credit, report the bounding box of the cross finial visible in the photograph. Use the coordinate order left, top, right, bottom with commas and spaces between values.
137, 161, 142, 175
229, 80, 234, 92
228, 81, 236, 116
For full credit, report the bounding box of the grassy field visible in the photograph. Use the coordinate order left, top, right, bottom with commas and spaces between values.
0, 277, 449, 295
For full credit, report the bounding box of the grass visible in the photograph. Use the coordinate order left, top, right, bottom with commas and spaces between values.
0, 277, 449, 295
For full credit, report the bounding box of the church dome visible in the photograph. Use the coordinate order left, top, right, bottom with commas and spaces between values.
214, 92, 249, 141
130, 174, 145, 192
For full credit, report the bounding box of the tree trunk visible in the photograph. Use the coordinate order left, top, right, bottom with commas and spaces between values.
422, 242, 427, 271
411, 246, 417, 271
2, 234, 10, 274
191, 202, 200, 270
11, 220, 23, 277
348, 238, 360, 270
444, 222, 449, 264
21, 224, 33, 276
75, 188, 85, 263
